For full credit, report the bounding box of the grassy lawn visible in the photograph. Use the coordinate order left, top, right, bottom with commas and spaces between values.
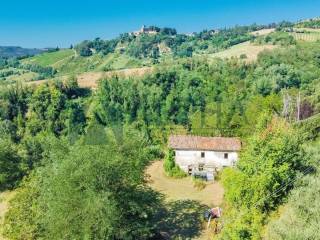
147, 161, 224, 239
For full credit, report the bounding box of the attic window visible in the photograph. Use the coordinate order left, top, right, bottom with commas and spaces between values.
201, 152, 205, 158
224, 153, 229, 159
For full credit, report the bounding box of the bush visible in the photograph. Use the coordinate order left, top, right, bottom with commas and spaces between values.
4, 131, 162, 240
147, 145, 165, 159
164, 149, 187, 178
219, 117, 308, 239
0, 138, 24, 190
240, 54, 247, 59
192, 178, 207, 190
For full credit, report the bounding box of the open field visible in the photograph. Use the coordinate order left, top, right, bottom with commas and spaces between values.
23, 49, 75, 67
209, 41, 277, 62
250, 28, 275, 36
27, 66, 153, 88
77, 67, 153, 88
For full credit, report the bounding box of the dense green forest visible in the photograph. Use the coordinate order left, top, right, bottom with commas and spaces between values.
0, 19, 320, 239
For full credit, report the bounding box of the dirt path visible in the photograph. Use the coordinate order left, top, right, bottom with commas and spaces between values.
147, 161, 223, 207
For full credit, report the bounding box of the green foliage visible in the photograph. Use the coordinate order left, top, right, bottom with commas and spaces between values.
75, 40, 93, 56
295, 113, 320, 140
4, 129, 161, 240
255, 31, 296, 46
296, 18, 320, 29
265, 140, 320, 240
1, 22, 320, 240
164, 149, 186, 178
192, 178, 207, 190
0, 138, 24, 190
3, 173, 42, 239
220, 117, 308, 239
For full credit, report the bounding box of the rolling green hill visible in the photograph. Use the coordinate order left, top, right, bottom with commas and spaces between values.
23, 49, 75, 67
1, 19, 320, 88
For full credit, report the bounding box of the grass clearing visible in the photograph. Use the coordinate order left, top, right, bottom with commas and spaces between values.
208, 41, 277, 62
23, 49, 74, 67
250, 28, 275, 36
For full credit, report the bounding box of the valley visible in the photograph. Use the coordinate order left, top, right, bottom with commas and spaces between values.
0, 16, 320, 240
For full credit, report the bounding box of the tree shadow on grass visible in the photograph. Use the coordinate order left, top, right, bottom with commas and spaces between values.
153, 199, 208, 240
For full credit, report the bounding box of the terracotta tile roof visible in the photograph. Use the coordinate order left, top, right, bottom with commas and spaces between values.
168, 135, 241, 151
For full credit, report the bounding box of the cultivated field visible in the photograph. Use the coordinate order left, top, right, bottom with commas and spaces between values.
290, 32, 320, 42
27, 66, 153, 89
209, 41, 277, 62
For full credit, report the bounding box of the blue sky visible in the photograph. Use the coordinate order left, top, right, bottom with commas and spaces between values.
1, 0, 320, 48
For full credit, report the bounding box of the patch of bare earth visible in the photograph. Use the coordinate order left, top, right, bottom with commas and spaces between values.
147, 161, 223, 207
77, 67, 153, 88
147, 161, 224, 239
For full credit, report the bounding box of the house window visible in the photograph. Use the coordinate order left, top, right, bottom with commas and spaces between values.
201, 152, 205, 158
224, 153, 229, 159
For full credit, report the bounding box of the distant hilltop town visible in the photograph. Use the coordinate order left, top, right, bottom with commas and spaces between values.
131, 25, 219, 37
131, 25, 159, 36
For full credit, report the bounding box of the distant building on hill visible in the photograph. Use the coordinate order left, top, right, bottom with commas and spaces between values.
168, 135, 241, 175
131, 25, 159, 36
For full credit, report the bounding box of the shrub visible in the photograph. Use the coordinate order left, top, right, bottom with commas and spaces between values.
164, 148, 187, 178
0, 138, 24, 190
219, 117, 308, 238
240, 54, 247, 59
192, 178, 207, 190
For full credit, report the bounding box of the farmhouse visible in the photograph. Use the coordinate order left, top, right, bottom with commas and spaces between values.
168, 135, 241, 175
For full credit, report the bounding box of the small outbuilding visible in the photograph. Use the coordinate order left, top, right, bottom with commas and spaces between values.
168, 135, 241, 175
